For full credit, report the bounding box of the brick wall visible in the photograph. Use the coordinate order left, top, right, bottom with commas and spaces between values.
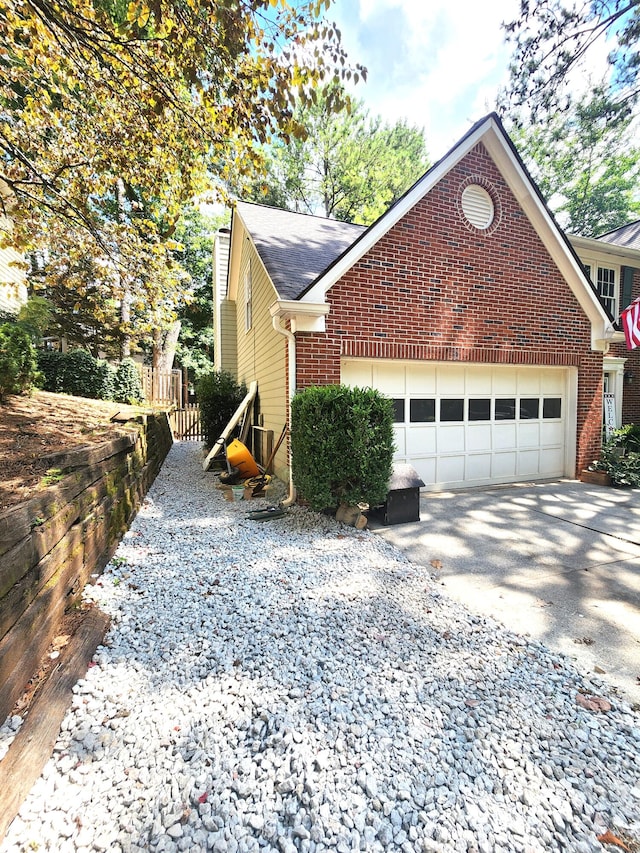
296, 142, 604, 476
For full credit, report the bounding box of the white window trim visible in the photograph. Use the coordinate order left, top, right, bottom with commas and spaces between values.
580, 254, 620, 319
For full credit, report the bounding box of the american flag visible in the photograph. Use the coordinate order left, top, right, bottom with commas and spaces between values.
621, 297, 640, 350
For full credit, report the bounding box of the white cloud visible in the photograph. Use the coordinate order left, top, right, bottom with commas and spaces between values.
331, 0, 521, 156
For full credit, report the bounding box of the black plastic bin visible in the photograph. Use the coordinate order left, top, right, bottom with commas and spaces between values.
375, 463, 425, 525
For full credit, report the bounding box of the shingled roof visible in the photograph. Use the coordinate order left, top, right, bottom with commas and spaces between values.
597, 220, 640, 251
235, 201, 365, 300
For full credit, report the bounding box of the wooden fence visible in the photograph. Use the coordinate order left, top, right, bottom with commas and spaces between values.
170, 404, 204, 441
138, 366, 183, 406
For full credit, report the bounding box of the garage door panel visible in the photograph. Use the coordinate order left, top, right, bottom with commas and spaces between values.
407, 367, 437, 395
542, 371, 564, 393
466, 372, 493, 394
374, 363, 404, 394
493, 372, 518, 394
341, 359, 570, 490
517, 450, 540, 475
467, 424, 492, 451
406, 426, 436, 455
438, 455, 465, 483
414, 458, 436, 486
541, 448, 564, 475
438, 425, 465, 452
438, 368, 465, 393
492, 451, 517, 478
344, 361, 373, 388
466, 454, 492, 480
541, 422, 564, 443
393, 426, 406, 455
493, 423, 517, 447
518, 423, 540, 447
517, 371, 541, 394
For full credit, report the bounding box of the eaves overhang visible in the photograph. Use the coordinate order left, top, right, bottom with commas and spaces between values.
269, 299, 330, 333
569, 234, 640, 266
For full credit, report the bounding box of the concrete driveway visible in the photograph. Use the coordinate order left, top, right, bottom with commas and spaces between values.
374, 479, 640, 706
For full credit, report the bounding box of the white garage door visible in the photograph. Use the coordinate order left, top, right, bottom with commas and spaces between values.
341, 360, 575, 490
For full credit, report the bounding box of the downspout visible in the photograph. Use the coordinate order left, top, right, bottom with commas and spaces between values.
272, 314, 297, 506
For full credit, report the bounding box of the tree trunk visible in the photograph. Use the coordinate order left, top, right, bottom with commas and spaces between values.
152, 327, 162, 370
159, 320, 181, 372
151, 320, 181, 373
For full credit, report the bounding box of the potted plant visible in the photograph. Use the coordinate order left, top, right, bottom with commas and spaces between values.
583, 425, 640, 487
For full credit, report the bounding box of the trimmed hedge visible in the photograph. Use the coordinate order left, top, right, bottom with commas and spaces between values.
36, 350, 65, 392
197, 370, 247, 447
114, 358, 144, 404
37, 349, 116, 400
0, 323, 39, 402
290, 384, 395, 511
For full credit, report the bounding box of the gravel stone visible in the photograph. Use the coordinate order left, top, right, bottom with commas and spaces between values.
2, 442, 639, 853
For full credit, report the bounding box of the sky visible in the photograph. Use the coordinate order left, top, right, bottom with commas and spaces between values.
329, 0, 520, 159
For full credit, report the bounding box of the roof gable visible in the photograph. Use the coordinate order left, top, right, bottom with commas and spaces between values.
228, 113, 617, 352
295, 112, 615, 350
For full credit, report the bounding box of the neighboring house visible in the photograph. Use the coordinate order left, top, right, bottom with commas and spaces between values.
0, 215, 27, 316
571, 221, 640, 427
215, 112, 640, 492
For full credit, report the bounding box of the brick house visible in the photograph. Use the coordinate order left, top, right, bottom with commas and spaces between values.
214, 113, 640, 493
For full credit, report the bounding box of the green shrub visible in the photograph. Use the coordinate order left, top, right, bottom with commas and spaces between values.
37, 349, 66, 392
197, 370, 247, 447
36, 348, 115, 399
290, 384, 395, 511
592, 424, 640, 486
0, 322, 39, 401
114, 358, 144, 404
609, 423, 640, 453
59, 350, 115, 399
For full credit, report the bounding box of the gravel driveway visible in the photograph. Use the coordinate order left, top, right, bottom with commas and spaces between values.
2, 442, 639, 853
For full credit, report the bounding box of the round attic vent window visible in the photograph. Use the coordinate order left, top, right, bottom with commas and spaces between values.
461, 184, 494, 230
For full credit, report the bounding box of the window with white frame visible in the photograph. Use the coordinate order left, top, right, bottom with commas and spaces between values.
582, 259, 619, 318
244, 260, 252, 332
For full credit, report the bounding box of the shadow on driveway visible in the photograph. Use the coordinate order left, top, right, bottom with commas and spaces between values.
373, 480, 640, 706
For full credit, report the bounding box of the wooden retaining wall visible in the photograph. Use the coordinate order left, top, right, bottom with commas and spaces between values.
0, 412, 172, 724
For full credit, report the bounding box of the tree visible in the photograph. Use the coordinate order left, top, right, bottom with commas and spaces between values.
511, 88, 640, 235
503, 0, 640, 121
27, 211, 189, 358
0, 0, 364, 353
251, 85, 429, 224
173, 208, 229, 379
35, 205, 227, 368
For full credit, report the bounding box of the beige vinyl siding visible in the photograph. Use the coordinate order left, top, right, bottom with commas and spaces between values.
219, 300, 237, 375
0, 217, 27, 314
236, 242, 289, 481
